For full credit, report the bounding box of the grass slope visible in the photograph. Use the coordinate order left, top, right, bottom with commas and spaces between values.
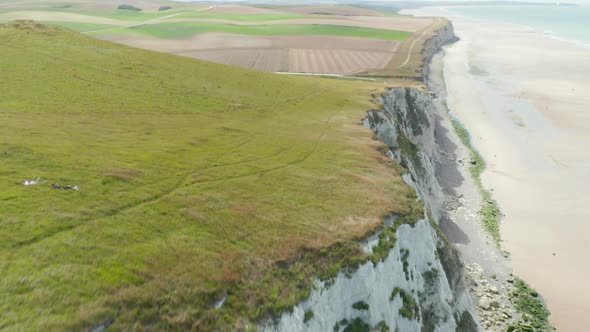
0, 21, 416, 330
91, 21, 412, 40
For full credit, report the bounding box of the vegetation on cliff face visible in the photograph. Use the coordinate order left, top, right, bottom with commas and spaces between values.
449, 114, 502, 243
390, 287, 419, 320
0, 21, 419, 330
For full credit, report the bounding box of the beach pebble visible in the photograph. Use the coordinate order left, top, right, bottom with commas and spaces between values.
479, 297, 491, 310
489, 285, 499, 294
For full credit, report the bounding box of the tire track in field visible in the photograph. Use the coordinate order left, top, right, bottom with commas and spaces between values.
191, 106, 343, 185
9, 89, 330, 249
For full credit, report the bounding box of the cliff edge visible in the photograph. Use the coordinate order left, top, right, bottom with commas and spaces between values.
263, 21, 481, 332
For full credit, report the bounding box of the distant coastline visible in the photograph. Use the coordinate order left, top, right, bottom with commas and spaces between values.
405, 5, 590, 330
444, 4, 590, 48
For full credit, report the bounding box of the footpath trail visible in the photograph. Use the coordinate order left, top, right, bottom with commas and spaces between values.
399, 17, 442, 69
81, 5, 216, 34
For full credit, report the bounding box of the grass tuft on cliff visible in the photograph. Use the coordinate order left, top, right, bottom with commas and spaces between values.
449, 114, 502, 243
0, 21, 418, 330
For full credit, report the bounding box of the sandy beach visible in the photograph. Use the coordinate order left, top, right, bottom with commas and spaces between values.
407, 7, 590, 331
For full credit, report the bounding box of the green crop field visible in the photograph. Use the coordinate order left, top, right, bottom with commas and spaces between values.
5, 7, 198, 21
173, 12, 306, 22
90, 21, 413, 40
61, 8, 197, 21
0, 21, 417, 330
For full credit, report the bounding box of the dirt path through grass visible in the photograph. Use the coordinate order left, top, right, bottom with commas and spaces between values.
399, 17, 442, 69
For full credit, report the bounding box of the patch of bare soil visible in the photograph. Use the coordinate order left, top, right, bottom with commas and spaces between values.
99, 33, 274, 53
263, 35, 399, 52
288, 48, 393, 74
98, 33, 401, 74
179, 48, 289, 72
99, 33, 400, 53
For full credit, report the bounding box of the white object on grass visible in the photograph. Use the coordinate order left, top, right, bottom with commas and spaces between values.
23, 177, 41, 186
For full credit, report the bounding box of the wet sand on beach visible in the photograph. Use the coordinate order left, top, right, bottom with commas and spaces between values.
408, 8, 590, 331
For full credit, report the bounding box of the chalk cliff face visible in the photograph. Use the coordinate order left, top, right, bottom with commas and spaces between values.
262, 22, 480, 332
422, 21, 459, 80
367, 89, 444, 222
262, 217, 477, 332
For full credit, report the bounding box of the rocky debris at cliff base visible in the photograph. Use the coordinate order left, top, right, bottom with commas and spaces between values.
465, 263, 519, 331
479, 297, 491, 310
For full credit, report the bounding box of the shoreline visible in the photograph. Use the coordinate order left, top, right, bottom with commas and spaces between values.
433, 5, 590, 50
427, 42, 521, 332
407, 6, 590, 330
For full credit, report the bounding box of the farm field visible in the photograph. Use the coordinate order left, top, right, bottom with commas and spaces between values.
180, 48, 290, 72
288, 48, 393, 75
0, 20, 421, 330
101, 33, 401, 54
93, 21, 413, 40
172, 12, 306, 22
0, 1, 437, 76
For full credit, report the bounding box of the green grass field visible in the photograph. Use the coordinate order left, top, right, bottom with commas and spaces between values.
43, 21, 118, 32
11, 7, 199, 21
90, 21, 413, 40
0, 21, 417, 330
65, 8, 198, 21
173, 12, 306, 22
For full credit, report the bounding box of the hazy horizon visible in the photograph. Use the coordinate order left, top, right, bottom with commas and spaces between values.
173, 0, 590, 5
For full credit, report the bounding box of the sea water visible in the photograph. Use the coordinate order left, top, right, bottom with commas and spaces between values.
448, 5, 590, 47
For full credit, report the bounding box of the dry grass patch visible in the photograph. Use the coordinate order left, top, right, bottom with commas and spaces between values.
103, 168, 142, 181
289, 48, 393, 74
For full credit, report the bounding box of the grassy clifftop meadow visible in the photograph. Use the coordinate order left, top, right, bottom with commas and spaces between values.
0, 21, 420, 330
